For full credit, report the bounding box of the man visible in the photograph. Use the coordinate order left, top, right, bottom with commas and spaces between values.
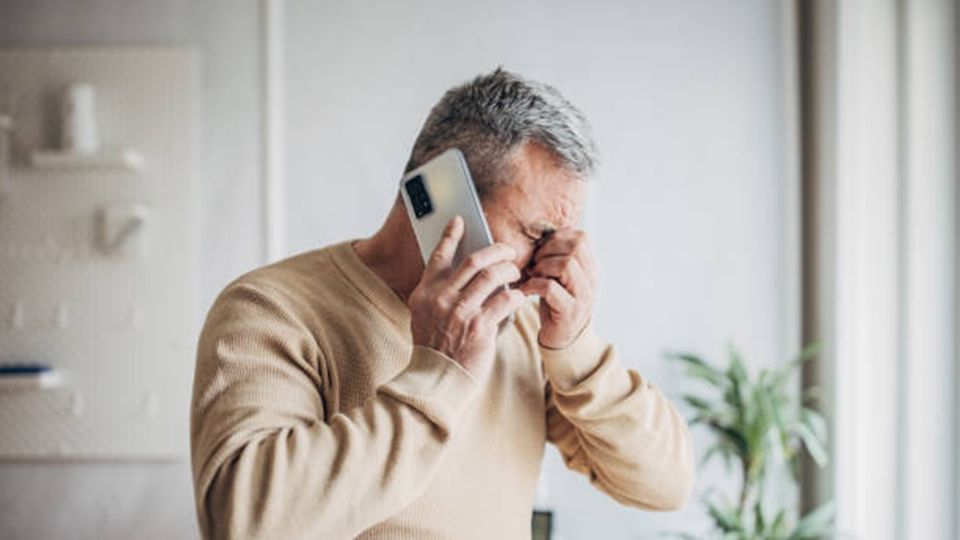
191, 68, 694, 540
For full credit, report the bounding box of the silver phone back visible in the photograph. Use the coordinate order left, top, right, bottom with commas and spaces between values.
400, 148, 494, 268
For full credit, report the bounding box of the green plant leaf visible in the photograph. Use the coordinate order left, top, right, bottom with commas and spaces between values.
666, 352, 725, 386
725, 348, 750, 430
708, 420, 749, 457
753, 499, 766, 537
706, 500, 744, 534
664, 343, 832, 540
795, 342, 822, 362
786, 500, 836, 540
683, 395, 715, 414
703, 439, 738, 472
770, 342, 821, 390
727, 348, 749, 392
794, 419, 828, 467
770, 509, 788, 538
699, 443, 737, 471
787, 450, 802, 480
801, 407, 829, 445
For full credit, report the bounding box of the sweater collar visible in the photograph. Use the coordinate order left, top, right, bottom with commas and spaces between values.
329, 240, 412, 330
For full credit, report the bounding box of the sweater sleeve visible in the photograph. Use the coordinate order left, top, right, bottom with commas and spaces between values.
542, 325, 695, 511
190, 282, 478, 540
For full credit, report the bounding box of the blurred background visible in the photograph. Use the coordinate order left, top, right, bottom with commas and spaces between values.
0, 1, 955, 539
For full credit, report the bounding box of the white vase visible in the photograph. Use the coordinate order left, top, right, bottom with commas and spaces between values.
61, 83, 99, 153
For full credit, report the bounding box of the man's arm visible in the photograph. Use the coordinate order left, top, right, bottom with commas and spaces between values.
191, 282, 477, 540
519, 229, 695, 510
541, 326, 695, 510
192, 218, 524, 539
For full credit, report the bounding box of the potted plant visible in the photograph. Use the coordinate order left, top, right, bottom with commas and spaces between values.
664, 345, 835, 539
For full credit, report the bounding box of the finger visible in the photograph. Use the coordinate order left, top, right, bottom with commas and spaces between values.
534, 229, 596, 277
447, 243, 517, 291
425, 216, 464, 275
456, 261, 521, 313
519, 277, 575, 314
533, 229, 582, 259
480, 288, 527, 327
531, 255, 588, 297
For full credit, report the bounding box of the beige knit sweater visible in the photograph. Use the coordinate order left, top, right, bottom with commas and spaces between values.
190, 241, 694, 540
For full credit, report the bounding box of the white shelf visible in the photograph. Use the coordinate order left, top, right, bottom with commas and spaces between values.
30, 149, 144, 172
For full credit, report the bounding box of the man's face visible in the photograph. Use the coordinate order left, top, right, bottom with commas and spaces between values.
482, 142, 586, 285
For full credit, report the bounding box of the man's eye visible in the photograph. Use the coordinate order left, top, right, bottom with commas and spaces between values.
532, 229, 555, 247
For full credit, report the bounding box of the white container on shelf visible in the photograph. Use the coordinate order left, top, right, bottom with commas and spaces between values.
60, 83, 99, 153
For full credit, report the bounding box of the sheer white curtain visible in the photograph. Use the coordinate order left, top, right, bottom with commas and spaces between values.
804, 1, 957, 539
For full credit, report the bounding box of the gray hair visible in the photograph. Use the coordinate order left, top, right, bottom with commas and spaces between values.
404, 67, 598, 198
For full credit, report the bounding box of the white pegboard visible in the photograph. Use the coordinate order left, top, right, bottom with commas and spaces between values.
0, 48, 200, 458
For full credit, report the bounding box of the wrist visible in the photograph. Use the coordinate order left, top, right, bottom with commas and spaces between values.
538, 318, 591, 350
539, 324, 609, 389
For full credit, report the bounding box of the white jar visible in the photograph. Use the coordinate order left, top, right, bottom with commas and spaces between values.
61, 83, 99, 153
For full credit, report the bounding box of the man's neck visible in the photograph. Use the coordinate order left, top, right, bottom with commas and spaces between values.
352, 200, 425, 303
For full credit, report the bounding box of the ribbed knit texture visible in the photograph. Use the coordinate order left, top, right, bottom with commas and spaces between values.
190, 241, 695, 540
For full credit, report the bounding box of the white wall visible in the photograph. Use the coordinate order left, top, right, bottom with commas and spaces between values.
0, 1, 793, 538
0, 1, 262, 538
284, 1, 793, 538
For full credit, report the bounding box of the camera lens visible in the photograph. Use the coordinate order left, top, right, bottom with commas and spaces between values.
404, 175, 433, 218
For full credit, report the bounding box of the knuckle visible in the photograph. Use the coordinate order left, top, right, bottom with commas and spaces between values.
546, 280, 562, 295
477, 267, 494, 284
437, 290, 455, 308
433, 296, 449, 312
452, 297, 471, 318
464, 252, 483, 269
467, 316, 485, 335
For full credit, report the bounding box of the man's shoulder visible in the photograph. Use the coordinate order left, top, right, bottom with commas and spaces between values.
211, 242, 350, 312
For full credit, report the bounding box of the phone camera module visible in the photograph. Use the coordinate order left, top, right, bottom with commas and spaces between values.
404, 175, 434, 219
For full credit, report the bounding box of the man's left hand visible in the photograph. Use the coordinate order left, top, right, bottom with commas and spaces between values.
519, 229, 597, 349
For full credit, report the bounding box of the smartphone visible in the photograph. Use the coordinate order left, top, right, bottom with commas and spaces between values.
400, 148, 515, 328
400, 148, 496, 269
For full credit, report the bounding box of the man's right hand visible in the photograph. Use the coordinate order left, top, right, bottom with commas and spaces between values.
408, 216, 526, 378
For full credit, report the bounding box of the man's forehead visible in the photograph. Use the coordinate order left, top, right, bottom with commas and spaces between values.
512, 186, 581, 230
